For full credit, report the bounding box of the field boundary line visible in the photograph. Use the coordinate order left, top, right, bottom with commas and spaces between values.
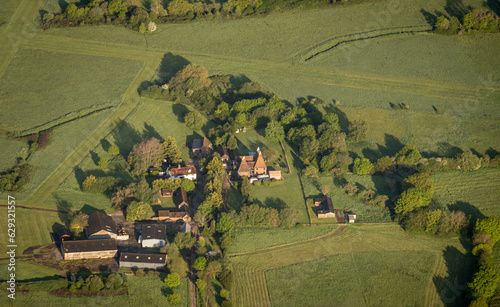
227, 226, 344, 257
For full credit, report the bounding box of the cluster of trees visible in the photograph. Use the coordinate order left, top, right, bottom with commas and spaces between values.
226, 204, 299, 229
435, 9, 500, 35
197, 155, 225, 217
164, 272, 182, 304
22, 130, 53, 157
192, 255, 233, 306
343, 182, 389, 207
82, 175, 120, 194
0, 160, 34, 192
69, 273, 126, 292
41, 0, 339, 33
128, 136, 180, 176
467, 217, 500, 305
68, 211, 89, 236
152, 178, 195, 192
41, 0, 159, 33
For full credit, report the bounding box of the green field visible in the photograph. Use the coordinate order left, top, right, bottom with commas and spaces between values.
433, 168, 500, 219
0, 135, 27, 171
0, 49, 142, 132
302, 174, 393, 223
266, 251, 436, 306
0, 0, 20, 25
230, 224, 472, 307
227, 225, 338, 255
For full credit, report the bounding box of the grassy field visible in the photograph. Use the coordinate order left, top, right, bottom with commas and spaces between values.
266, 250, 436, 306
227, 225, 338, 255
302, 174, 393, 223
0, 208, 65, 254
432, 168, 500, 220
0, 49, 142, 132
230, 224, 473, 307
0, 135, 27, 171
0, 0, 19, 25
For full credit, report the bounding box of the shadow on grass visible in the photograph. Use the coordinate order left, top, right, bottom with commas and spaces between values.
263, 197, 288, 211
172, 103, 190, 123
156, 53, 190, 85
448, 201, 485, 227
112, 121, 143, 160
432, 244, 472, 306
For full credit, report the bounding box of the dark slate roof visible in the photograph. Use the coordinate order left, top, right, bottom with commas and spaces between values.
142, 224, 166, 241
173, 187, 189, 207
120, 252, 167, 264
62, 239, 117, 253
158, 210, 187, 218
86, 212, 117, 236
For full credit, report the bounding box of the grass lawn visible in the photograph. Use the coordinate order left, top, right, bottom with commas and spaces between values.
266, 250, 436, 306
0, 49, 142, 133
0, 208, 66, 254
0, 135, 27, 171
302, 174, 393, 223
160, 197, 176, 209
44, 190, 116, 214
227, 225, 338, 255
432, 168, 500, 220
230, 224, 473, 307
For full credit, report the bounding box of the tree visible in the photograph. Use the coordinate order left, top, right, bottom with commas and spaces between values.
240, 177, 251, 196
167, 0, 194, 16
226, 135, 238, 150
301, 165, 318, 178
299, 138, 319, 161
108, 0, 128, 16
425, 209, 442, 233
220, 289, 230, 300
216, 213, 235, 234
395, 145, 421, 166
394, 188, 431, 215
128, 138, 163, 176
133, 179, 154, 203
320, 186, 329, 195
218, 268, 233, 290
163, 136, 181, 164
348, 120, 367, 142
468, 265, 499, 299
86, 275, 104, 292
279, 208, 298, 228
262, 147, 279, 163
206, 261, 222, 276
105, 273, 124, 289
475, 217, 500, 244
98, 157, 108, 169
456, 152, 481, 171
196, 278, 207, 291
194, 211, 208, 227
265, 121, 285, 143
323, 113, 340, 130
403, 172, 435, 197
320, 152, 336, 173
167, 293, 181, 305
193, 257, 207, 271
165, 273, 181, 288
180, 178, 195, 193
126, 201, 154, 221
234, 113, 247, 128
374, 156, 394, 173
184, 111, 204, 129
69, 212, 88, 236
108, 145, 120, 156
139, 22, 147, 34
353, 158, 374, 175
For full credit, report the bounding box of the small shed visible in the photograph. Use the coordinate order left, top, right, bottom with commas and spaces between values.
161, 188, 174, 197
346, 212, 356, 224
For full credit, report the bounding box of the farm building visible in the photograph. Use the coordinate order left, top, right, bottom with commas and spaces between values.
55, 227, 72, 242
61, 239, 117, 260
86, 212, 117, 240
173, 187, 189, 211
235, 148, 267, 178
167, 165, 197, 180
314, 197, 335, 218
192, 137, 212, 158
158, 210, 191, 222
119, 252, 167, 270
268, 170, 282, 181
161, 188, 174, 197
346, 212, 357, 224
139, 224, 166, 248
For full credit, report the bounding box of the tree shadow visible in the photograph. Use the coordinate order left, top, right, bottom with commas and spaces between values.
142, 123, 163, 141
187, 131, 204, 149
172, 103, 190, 123
57, 0, 69, 12
487, 0, 500, 15
79, 204, 105, 215
213, 282, 223, 306
381, 134, 405, 157
51, 222, 65, 233
90, 150, 100, 166
155, 53, 191, 85
447, 201, 485, 226
420, 8, 438, 26
432, 245, 472, 306
323, 104, 350, 132
444, 0, 472, 22
54, 195, 73, 228
264, 197, 288, 211
486, 147, 500, 158
112, 121, 143, 160
100, 139, 112, 152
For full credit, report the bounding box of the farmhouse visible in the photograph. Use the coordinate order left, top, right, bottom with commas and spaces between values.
161, 188, 174, 197
119, 252, 167, 270
61, 239, 117, 260
167, 165, 197, 180
158, 210, 191, 222
314, 197, 335, 218
139, 224, 166, 248
192, 137, 212, 158
173, 187, 189, 211
236, 148, 267, 178
86, 212, 117, 240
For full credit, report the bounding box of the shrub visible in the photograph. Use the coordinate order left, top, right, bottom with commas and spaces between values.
167, 293, 181, 305
184, 111, 204, 129
85, 275, 104, 292
196, 278, 206, 291
193, 257, 207, 271
164, 273, 181, 288
220, 289, 230, 299
108, 145, 120, 156
353, 158, 374, 175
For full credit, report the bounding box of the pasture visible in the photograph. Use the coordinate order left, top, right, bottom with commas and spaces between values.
432, 168, 500, 220
227, 225, 338, 255
302, 174, 393, 223
0, 0, 19, 25
0, 135, 27, 171
230, 224, 473, 307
